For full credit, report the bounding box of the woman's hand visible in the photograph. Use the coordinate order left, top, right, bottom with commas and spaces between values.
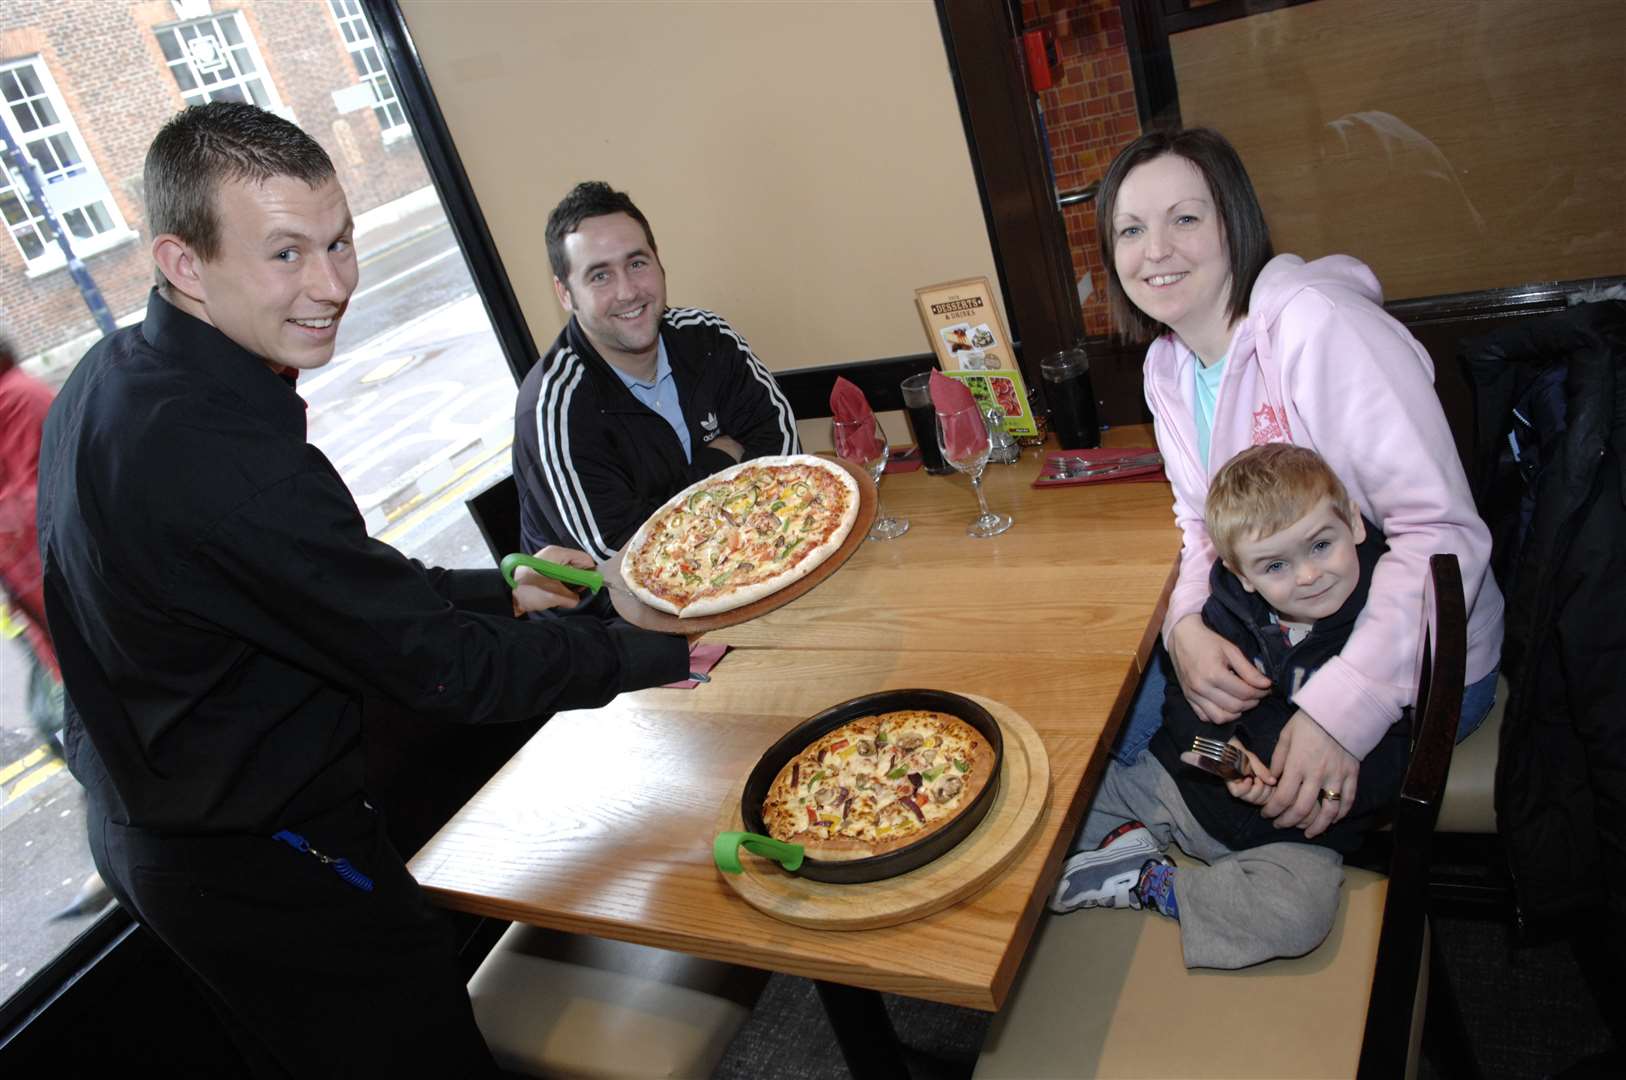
1262, 709, 1359, 839
510, 545, 596, 615
1167, 614, 1271, 723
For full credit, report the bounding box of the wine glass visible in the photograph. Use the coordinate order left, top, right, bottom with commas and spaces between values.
831, 416, 909, 540
935, 403, 1013, 538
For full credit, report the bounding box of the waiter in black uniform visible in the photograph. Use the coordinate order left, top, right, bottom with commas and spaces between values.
36, 101, 689, 1077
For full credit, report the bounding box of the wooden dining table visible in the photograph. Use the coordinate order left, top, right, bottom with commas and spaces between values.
409, 425, 1182, 1075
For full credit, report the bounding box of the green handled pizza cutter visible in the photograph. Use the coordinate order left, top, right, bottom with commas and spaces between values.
713, 831, 804, 874
500, 552, 605, 595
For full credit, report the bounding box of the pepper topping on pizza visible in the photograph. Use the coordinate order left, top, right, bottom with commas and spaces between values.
622, 455, 860, 618
761, 710, 997, 860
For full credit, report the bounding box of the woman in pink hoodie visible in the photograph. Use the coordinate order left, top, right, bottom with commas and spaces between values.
1100, 129, 1503, 839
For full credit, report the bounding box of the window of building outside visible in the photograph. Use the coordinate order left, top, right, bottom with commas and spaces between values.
327, 0, 409, 140
1, 2, 517, 1023
0, 57, 132, 270
154, 11, 281, 112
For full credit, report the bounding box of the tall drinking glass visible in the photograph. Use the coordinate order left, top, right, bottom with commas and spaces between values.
935, 403, 1013, 538
899, 372, 954, 474
832, 417, 909, 540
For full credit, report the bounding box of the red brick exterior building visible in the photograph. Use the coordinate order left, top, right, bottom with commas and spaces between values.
1021, 0, 1142, 338
0, 1, 428, 359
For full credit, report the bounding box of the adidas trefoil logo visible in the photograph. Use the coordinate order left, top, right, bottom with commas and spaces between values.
701, 412, 719, 432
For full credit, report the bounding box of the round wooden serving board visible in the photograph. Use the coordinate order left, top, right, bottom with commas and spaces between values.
600, 456, 877, 635
714, 695, 1050, 930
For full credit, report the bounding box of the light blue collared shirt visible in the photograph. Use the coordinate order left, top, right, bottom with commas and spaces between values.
612, 338, 691, 462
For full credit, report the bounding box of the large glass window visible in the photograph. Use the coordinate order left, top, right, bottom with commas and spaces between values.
2, 1, 515, 1026
155, 12, 281, 111
327, 0, 409, 139
0, 57, 130, 269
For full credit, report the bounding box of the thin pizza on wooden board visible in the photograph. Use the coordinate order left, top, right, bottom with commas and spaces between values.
621, 454, 860, 618
760, 710, 997, 861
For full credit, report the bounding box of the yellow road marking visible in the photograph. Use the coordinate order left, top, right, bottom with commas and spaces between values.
0, 745, 49, 786
360, 353, 417, 384
381, 451, 512, 545
5, 757, 64, 802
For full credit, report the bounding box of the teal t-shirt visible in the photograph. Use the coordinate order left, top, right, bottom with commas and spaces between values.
1193, 353, 1227, 470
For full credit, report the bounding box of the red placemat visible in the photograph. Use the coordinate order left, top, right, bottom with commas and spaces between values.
1033, 448, 1164, 488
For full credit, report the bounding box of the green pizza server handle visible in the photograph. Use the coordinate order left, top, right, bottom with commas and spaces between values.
713, 831, 804, 874
500, 552, 604, 595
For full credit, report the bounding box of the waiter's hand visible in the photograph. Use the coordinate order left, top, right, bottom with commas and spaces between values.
710, 434, 745, 461
1168, 614, 1271, 723
511, 545, 596, 614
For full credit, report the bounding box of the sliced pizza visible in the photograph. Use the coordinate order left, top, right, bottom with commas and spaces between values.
621, 454, 860, 618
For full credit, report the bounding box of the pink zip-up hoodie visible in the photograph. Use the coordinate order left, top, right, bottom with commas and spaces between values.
1143, 253, 1504, 760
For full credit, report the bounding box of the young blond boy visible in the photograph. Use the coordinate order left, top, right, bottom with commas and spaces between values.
1050, 444, 1410, 969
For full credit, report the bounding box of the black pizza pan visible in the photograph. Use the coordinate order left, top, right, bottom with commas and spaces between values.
738, 689, 1004, 884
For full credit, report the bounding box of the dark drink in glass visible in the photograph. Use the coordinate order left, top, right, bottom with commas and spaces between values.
1041, 347, 1100, 449
900, 372, 955, 474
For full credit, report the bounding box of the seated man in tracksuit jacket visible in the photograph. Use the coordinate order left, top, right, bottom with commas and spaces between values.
514, 181, 800, 563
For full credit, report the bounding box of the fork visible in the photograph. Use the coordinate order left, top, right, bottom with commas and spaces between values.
1188, 735, 1252, 781
1051, 452, 1163, 480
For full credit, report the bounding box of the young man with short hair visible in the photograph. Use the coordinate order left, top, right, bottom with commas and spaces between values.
514, 180, 799, 562
38, 103, 689, 1076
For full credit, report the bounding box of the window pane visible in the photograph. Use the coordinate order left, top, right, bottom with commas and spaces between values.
51, 133, 81, 170
17, 227, 43, 259
11, 100, 38, 133
214, 83, 246, 104
232, 46, 257, 75
15, 64, 43, 97
27, 137, 60, 174
33, 93, 59, 129
157, 31, 183, 62
0, 190, 28, 226
221, 15, 244, 46
85, 201, 113, 232
0, 69, 21, 102
171, 63, 197, 93
63, 207, 90, 238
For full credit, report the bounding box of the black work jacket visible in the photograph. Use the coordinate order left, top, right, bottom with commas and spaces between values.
37, 290, 688, 834
1153, 520, 1410, 854
513, 307, 799, 561
1463, 299, 1626, 931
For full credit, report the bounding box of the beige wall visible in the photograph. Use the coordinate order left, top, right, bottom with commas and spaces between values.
1172, 0, 1625, 301
398, 0, 1001, 373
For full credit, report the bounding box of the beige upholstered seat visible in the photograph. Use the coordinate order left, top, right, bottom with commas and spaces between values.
468, 924, 767, 1079
975, 860, 1421, 1079
1432, 674, 1507, 834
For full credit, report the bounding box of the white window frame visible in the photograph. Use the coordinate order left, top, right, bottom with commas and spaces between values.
0, 56, 137, 275
155, 10, 287, 118
327, 0, 410, 143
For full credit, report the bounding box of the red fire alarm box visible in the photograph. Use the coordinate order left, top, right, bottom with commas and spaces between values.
1022, 30, 1054, 93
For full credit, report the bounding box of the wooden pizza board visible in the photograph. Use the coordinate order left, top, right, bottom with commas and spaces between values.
599, 456, 877, 634
713, 694, 1050, 930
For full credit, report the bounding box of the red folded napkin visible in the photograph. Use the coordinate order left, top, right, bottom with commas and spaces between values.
928, 370, 987, 462
829, 376, 884, 461
662, 643, 730, 689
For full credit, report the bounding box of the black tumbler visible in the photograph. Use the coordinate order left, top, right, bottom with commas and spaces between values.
899, 372, 955, 474
1041, 347, 1100, 449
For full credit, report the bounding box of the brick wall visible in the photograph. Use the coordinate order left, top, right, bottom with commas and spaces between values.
1, 0, 428, 360
1021, 1, 1142, 337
